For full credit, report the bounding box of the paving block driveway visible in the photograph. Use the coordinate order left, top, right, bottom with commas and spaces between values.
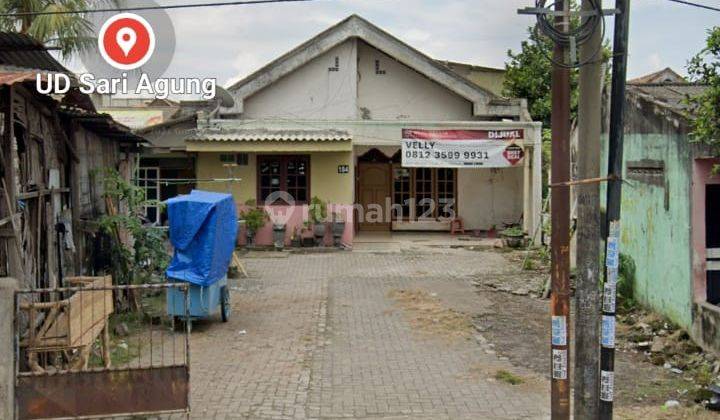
188, 246, 550, 419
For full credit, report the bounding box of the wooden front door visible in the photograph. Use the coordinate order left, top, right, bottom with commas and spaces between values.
358, 163, 391, 231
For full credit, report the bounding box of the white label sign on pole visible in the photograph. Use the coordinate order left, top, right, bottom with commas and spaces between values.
401, 129, 526, 168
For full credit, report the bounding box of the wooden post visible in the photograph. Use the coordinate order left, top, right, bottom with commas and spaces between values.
550, 1, 572, 418
1, 87, 24, 284
0, 277, 18, 420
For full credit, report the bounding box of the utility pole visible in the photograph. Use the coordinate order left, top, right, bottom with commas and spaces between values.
600, 0, 631, 418
550, 0, 572, 417
574, 0, 603, 418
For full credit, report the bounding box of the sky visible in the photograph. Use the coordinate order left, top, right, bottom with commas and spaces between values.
66, 0, 720, 93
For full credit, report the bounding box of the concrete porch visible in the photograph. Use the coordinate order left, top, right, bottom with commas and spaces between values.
353, 231, 498, 252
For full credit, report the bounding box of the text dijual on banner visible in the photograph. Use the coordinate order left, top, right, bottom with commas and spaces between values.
401, 129, 526, 168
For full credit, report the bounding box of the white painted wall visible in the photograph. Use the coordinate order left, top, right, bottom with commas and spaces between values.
356, 41, 474, 121
242, 40, 476, 122
458, 167, 524, 230
243, 41, 358, 120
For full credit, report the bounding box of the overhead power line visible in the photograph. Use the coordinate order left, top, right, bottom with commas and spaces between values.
0, 0, 317, 18
667, 0, 720, 12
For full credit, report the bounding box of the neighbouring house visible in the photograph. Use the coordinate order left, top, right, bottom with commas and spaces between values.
171, 15, 541, 247
436, 61, 508, 97
603, 68, 720, 351
0, 32, 143, 288
134, 101, 215, 224
91, 94, 181, 129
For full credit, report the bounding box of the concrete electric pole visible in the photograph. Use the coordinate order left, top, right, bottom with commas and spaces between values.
600, 1, 631, 418
574, 0, 604, 418
518, 1, 612, 418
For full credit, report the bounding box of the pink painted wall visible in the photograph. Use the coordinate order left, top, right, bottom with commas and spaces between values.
237, 204, 354, 247
692, 158, 720, 302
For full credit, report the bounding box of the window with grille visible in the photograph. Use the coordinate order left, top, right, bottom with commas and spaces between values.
391, 168, 456, 221
437, 168, 457, 219
138, 167, 161, 225
220, 153, 249, 166
415, 168, 434, 218
257, 155, 309, 204
393, 166, 411, 220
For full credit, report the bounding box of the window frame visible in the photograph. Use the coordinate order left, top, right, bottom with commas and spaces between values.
391, 167, 457, 221
138, 166, 161, 225
256, 154, 311, 205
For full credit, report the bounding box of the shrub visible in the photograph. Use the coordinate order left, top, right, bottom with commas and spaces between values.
617, 253, 637, 313
240, 207, 269, 232
308, 196, 327, 225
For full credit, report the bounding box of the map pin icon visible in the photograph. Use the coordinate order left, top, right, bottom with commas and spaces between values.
116, 27, 137, 57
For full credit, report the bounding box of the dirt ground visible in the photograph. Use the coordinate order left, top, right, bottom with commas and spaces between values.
473, 248, 720, 418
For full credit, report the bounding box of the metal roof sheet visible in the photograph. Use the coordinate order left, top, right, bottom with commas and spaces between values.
59, 106, 145, 143
0, 32, 68, 73
0, 70, 38, 86
188, 128, 352, 143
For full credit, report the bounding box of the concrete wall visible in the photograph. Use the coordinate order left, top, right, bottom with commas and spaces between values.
195, 151, 354, 205
196, 152, 257, 203
310, 152, 354, 204
356, 41, 474, 121
438, 61, 506, 97
195, 151, 355, 246
603, 97, 694, 331
243, 41, 358, 120
458, 167, 524, 230
241, 40, 476, 122
691, 158, 720, 352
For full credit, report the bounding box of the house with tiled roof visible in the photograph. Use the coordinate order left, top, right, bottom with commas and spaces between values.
602, 68, 720, 351
144, 15, 543, 247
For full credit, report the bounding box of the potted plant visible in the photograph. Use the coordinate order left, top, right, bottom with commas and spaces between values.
309, 196, 327, 246
240, 206, 269, 247
331, 211, 346, 247
487, 224, 497, 239
301, 220, 314, 247
272, 223, 286, 250
290, 226, 302, 248
500, 226, 525, 248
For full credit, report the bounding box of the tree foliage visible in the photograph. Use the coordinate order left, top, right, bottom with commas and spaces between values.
504, 18, 610, 198
0, 0, 118, 58
687, 26, 720, 156
503, 28, 580, 128
98, 168, 169, 287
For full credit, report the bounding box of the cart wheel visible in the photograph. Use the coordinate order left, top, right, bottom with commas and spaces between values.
220, 286, 230, 322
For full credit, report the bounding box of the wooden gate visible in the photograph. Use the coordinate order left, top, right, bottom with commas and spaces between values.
14, 280, 191, 419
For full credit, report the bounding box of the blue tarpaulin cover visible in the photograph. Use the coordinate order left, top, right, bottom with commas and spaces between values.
166, 190, 238, 286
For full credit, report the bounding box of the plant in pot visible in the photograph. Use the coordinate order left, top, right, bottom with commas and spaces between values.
240, 206, 269, 247
309, 196, 327, 246
272, 222, 286, 251
500, 226, 525, 248
331, 210, 346, 248
487, 224, 497, 239
301, 220, 314, 247
290, 226, 302, 248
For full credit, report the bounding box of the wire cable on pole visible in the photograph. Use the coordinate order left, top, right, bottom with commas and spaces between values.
521, 0, 607, 68
0, 0, 317, 18
667, 0, 720, 12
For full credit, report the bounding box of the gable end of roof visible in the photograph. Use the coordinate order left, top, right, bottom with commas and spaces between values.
226, 15, 522, 118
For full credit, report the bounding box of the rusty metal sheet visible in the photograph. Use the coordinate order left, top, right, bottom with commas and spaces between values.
16, 366, 189, 419
0, 71, 39, 86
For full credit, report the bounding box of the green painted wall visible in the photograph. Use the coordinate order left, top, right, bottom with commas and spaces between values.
600, 95, 696, 330
612, 131, 693, 329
